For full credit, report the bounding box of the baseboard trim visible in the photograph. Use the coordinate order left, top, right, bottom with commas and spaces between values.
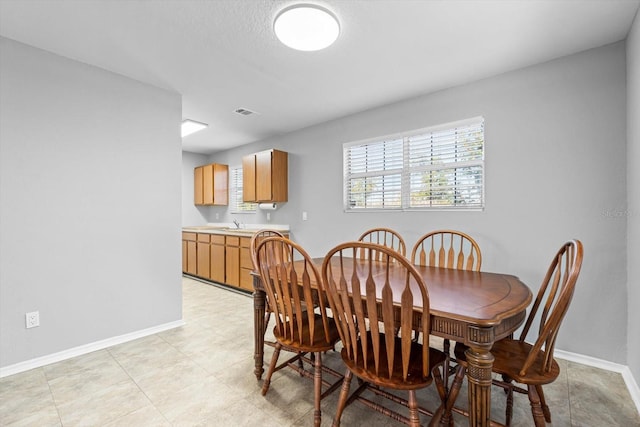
555, 349, 640, 414
0, 319, 185, 378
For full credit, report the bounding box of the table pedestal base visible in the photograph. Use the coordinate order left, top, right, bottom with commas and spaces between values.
466, 347, 495, 427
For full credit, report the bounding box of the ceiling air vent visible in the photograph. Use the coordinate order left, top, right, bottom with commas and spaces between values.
234, 108, 258, 116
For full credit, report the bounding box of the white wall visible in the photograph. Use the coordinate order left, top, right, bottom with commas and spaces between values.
0, 38, 183, 368
204, 42, 628, 364
627, 10, 640, 383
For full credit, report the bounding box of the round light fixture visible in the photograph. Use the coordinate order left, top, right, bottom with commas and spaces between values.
274, 4, 340, 51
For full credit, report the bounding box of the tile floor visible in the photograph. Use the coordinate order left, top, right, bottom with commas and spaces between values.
1, 276, 639, 426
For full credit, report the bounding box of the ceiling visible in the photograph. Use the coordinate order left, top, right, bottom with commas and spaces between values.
1, 0, 638, 154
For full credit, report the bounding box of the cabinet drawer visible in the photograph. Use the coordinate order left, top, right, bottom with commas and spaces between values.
182, 232, 197, 241
226, 236, 240, 247
197, 233, 210, 243
211, 235, 225, 245
240, 237, 251, 248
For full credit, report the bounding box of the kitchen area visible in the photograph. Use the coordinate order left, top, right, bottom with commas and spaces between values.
182, 148, 290, 293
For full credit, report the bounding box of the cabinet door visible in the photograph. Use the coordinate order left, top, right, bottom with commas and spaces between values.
270, 150, 288, 202
186, 241, 197, 275
210, 242, 225, 283
182, 240, 188, 272
196, 234, 210, 278
194, 166, 204, 205
225, 245, 240, 287
242, 155, 256, 202
203, 164, 214, 205
239, 245, 254, 291
255, 150, 273, 202
213, 164, 228, 205
239, 268, 254, 291
240, 243, 252, 270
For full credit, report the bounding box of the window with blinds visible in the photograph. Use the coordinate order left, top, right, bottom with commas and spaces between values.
344, 117, 484, 211
229, 167, 257, 213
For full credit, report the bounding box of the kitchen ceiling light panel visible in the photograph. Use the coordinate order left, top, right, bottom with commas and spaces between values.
181, 119, 208, 137
274, 4, 340, 51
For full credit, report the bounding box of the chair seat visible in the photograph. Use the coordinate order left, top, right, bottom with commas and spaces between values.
343, 333, 446, 390
273, 313, 340, 352
454, 340, 560, 385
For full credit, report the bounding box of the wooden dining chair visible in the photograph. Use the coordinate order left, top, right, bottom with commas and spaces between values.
441, 239, 584, 427
358, 227, 407, 257
411, 230, 482, 388
255, 236, 342, 427
410, 229, 481, 271
250, 229, 285, 338
250, 229, 285, 269
322, 241, 447, 427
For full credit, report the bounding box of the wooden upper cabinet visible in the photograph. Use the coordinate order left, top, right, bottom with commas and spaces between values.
242, 149, 288, 203
194, 163, 228, 206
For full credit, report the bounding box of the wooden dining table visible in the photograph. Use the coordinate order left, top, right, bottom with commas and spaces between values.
252, 257, 532, 427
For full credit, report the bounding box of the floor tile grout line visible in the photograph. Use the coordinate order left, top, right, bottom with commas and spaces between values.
106, 345, 174, 426
566, 361, 574, 426
42, 367, 64, 427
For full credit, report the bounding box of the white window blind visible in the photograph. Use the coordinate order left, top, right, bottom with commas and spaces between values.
229, 167, 256, 213
344, 117, 484, 211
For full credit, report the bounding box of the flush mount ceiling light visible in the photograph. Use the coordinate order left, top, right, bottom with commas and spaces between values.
181, 119, 208, 137
274, 4, 340, 51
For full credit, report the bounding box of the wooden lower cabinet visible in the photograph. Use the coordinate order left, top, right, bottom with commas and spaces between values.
182, 231, 286, 293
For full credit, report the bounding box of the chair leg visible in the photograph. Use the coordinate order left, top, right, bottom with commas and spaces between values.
505, 385, 513, 427
332, 369, 353, 427
408, 389, 420, 427
535, 385, 551, 422
261, 343, 281, 396
527, 384, 547, 427
301, 351, 308, 376
442, 339, 451, 394
440, 365, 465, 427
314, 352, 322, 427
502, 374, 513, 393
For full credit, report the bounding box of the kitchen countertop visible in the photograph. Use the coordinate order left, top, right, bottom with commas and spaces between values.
182, 223, 289, 237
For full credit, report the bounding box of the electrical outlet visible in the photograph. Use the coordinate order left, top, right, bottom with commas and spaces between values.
266, 212, 271, 221
302, 211, 308, 221
25, 311, 40, 328
215, 213, 220, 220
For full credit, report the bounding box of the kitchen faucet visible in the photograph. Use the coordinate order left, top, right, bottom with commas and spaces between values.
233, 219, 241, 229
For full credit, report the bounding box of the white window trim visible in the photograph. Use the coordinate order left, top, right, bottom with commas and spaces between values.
343, 117, 484, 212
